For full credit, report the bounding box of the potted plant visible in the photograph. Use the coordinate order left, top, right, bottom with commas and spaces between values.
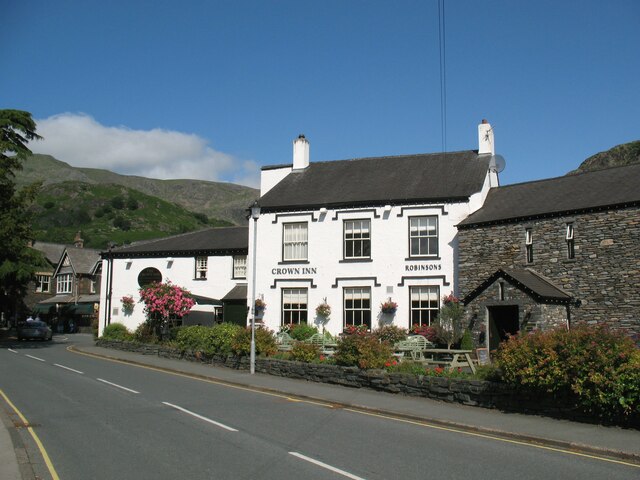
380, 299, 398, 315
121, 295, 135, 315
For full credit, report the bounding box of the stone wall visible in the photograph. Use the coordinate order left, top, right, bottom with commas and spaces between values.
463, 278, 569, 348
95, 339, 636, 426
458, 206, 640, 337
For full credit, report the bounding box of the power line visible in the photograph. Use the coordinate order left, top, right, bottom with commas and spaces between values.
438, 0, 447, 154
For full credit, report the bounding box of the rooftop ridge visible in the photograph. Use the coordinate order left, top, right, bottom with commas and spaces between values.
262, 149, 478, 170
495, 161, 640, 191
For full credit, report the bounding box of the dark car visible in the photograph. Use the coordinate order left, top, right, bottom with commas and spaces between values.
17, 320, 53, 341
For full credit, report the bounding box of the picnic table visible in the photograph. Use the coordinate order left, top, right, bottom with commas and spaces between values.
306, 333, 338, 355
422, 348, 477, 374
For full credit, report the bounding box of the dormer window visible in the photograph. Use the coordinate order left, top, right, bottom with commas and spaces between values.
525, 228, 533, 264
566, 223, 575, 259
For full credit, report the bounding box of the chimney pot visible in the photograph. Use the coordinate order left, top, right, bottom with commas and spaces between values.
293, 134, 310, 170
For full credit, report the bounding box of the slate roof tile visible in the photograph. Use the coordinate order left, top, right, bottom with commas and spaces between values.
459, 163, 640, 227
258, 151, 491, 211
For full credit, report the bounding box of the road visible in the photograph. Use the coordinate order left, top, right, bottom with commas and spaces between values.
0, 334, 637, 479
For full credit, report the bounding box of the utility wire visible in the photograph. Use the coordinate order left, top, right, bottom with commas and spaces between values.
438, 0, 447, 154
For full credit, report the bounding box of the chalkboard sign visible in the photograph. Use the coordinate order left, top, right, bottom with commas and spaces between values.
476, 347, 489, 366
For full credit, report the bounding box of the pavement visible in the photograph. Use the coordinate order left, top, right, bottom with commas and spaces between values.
2, 334, 639, 479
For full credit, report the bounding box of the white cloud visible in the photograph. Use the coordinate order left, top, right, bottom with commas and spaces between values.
29, 113, 260, 188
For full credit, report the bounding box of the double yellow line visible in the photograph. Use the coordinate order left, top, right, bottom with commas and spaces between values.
0, 389, 60, 480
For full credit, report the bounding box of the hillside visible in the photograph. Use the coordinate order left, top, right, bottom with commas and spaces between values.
29, 181, 233, 249
17, 154, 259, 225
568, 140, 640, 174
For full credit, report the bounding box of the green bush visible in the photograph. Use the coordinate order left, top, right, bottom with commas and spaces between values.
102, 323, 133, 341
110, 196, 125, 209
231, 327, 277, 357
175, 323, 243, 356
495, 325, 640, 421
290, 342, 321, 363
134, 322, 158, 343
459, 329, 474, 350
373, 325, 407, 345
289, 323, 318, 341
126, 197, 139, 210
334, 334, 393, 369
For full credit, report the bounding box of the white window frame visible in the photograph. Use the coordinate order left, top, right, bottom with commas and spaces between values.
282, 288, 308, 325
344, 219, 371, 259
35, 274, 51, 293
195, 256, 208, 279
565, 224, 574, 240
283, 222, 308, 262
525, 228, 533, 263
410, 286, 440, 327
57, 273, 72, 294
566, 223, 575, 259
233, 255, 247, 279
409, 216, 439, 257
343, 287, 371, 329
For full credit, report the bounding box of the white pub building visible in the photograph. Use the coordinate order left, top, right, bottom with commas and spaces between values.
248, 121, 500, 336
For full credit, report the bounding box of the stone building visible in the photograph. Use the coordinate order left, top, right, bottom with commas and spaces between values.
457, 163, 640, 350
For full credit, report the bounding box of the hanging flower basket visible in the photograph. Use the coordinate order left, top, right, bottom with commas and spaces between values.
255, 298, 266, 316
315, 301, 331, 318
380, 300, 398, 315
121, 295, 135, 315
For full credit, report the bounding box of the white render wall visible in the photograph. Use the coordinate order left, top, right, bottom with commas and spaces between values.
248, 175, 492, 336
98, 255, 244, 334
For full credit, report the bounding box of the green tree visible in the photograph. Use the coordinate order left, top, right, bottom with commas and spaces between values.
0, 110, 46, 320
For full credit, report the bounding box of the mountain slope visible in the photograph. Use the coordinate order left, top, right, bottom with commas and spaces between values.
30, 181, 232, 249
17, 154, 258, 225
568, 140, 640, 174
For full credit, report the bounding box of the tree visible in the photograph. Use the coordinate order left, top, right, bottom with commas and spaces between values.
0, 110, 45, 321
138, 281, 195, 335
432, 294, 465, 349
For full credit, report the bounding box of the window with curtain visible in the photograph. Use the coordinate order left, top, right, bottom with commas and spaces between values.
410, 286, 440, 327
282, 288, 308, 325
344, 287, 371, 329
283, 223, 308, 261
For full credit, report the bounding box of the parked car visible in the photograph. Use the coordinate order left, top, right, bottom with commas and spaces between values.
17, 320, 53, 341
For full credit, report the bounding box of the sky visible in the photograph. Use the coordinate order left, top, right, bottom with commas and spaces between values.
2, 0, 639, 189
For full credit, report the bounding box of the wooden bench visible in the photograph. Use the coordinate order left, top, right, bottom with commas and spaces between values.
275, 332, 295, 351
421, 348, 477, 374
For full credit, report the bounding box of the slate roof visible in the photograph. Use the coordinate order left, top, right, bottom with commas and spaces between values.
458, 163, 640, 228
31, 241, 66, 266
221, 284, 247, 301
104, 227, 249, 258
258, 151, 491, 211
463, 268, 572, 305
62, 248, 101, 275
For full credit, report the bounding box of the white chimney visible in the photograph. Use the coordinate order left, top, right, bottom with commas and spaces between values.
293, 134, 309, 170
478, 119, 495, 156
